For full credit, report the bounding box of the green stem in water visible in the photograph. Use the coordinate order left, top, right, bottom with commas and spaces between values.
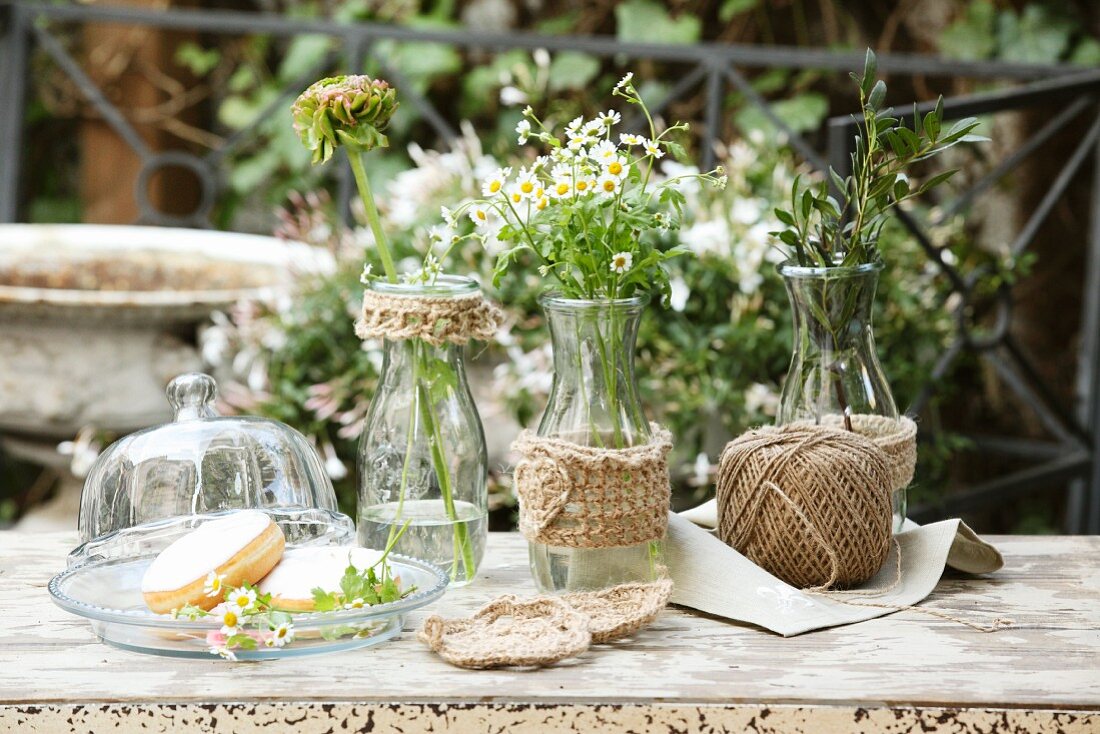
412, 339, 476, 582
347, 148, 398, 284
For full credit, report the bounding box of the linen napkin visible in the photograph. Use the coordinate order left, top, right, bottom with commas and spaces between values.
668, 499, 1003, 636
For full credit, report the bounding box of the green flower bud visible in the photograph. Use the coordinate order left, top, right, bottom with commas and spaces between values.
292, 75, 399, 164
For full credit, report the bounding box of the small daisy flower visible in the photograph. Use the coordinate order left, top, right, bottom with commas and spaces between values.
516, 119, 532, 144
551, 147, 576, 163
267, 622, 295, 648
550, 178, 573, 199
481, 167, 511, 197
583, 118, 604, 135
615, 72, 634, 90
590, 140, 618, 164
227, 587, 257, 614
532, 155, 551, 171
345, 597, 366, 610
604, 157, 629, 180
220, 608, 243, 636
203, 571, 226, 598
573, 177, 594, 196
596, 174, 621, 197
610, 251, 634, 274
566, 116, 584, 134
209, 645, 238, 661
642, 139, 665, 158
619, 133, 644, 146
358, 263, 373, 285
567, 132, 595, 151
440, 205, 456, 227
515, 169, 538, 200
468, 206, 494, 228
599, 110, 622, 128
521, 105, 534, 117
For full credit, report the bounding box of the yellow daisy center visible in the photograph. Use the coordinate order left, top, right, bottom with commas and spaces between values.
602, 180, 616, 192
512, 193, 522, 203
608, 161, 623, 175
224, 610, 239, 627
276, 627, 288, 638
520, 181, 534, 194
476, 210, 487, 220
537, 198, 548, 210
489, 181, 501, 193
614, 256, 627, 268
576, 181, 588, 191
556, 183, 569, 196
235, 596, 249, 608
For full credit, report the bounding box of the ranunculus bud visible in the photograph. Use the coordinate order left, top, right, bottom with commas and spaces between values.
292, 75, 398, 164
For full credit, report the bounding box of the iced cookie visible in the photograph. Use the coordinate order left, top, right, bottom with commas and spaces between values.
141, 510, 285, 614
258, 546, 386, 612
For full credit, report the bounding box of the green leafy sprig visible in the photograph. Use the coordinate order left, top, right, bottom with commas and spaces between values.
772, 49, 987, 268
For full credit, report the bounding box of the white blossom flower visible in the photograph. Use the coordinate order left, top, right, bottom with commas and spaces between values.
209, 645, 238, 661
615, 72, 634, 90
619, 133, 644, 146
599, 110, 622, 128
604, 156, 629, 180
551, 147, 576, 163
566, 116, 584, 134
643, 138, 665, 158
266, 622, 295, 648
499, 85, 527, 106
468, 205, 495, 228
669, 275, 690, 312
203, 571, 226, 598
596, 173, 621, 198
227, 587, 257, 613
583, 118, 604, 135
358, 263, 373, 285
680, 219, 730, 258
345, 597, 366, 610
514, 168, 539, 200
610, 251, 633, 274
481, 167, 510, 197
572, 177, 595, 196
516, 119, 532, 144
590, 140, 618, 164
219, 607, 243, 636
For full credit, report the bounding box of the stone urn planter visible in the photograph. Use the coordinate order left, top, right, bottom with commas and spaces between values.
0, 224, 333, 528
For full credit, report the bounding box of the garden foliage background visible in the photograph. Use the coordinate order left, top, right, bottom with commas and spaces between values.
8, 0, 1100, 531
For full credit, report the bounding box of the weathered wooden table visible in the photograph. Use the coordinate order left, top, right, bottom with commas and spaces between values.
1, 532, 1098, 733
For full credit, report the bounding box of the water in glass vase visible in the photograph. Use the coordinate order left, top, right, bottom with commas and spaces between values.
528, 293, 666, 593
358, 500, 486, 586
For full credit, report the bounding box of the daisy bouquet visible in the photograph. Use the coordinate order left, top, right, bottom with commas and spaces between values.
445, 72, 726, 449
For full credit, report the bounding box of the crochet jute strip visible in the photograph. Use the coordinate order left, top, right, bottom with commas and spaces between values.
817, 414, 918, 491
418, 595, 591, 669
512, 425, 673, 549
563, 578, 674, 643
716, 423, 895, 590
418, 579, 673, 669
355, 288, 503, 346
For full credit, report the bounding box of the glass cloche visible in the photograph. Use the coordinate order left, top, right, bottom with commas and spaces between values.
71, 372, 355, 566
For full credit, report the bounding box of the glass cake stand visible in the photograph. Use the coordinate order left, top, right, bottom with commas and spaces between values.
49, 552, 447, 660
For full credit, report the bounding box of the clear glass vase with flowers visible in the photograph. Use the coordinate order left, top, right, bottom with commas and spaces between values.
442, 72, 725, 592
293, 75, 500, 585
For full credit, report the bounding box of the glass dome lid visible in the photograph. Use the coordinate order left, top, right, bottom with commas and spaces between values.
72, 373, 354, 566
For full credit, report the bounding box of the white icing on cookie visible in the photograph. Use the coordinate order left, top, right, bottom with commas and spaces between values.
258, 546, 386, 600
141, 510, 273, 592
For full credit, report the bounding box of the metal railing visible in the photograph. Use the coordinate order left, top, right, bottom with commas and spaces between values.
2, 1, 1098, 531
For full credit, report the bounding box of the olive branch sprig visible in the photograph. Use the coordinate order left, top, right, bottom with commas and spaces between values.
772, 49, 988, 268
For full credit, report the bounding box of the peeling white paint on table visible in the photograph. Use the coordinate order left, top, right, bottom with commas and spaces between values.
1, 531, 1098, 733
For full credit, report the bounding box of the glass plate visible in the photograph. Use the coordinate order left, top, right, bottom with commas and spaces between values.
49, 552, 448, 660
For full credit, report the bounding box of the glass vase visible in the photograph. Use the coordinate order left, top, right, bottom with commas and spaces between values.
776, 260, 907, 530
357, 276, 488, 586
528, 292, 666, 592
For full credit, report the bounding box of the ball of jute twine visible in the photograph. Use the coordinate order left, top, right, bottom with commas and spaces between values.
512, 425, 673, 549
355, 288, 503, 346
418, 580, 674, 669
716, 423, 894, 590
